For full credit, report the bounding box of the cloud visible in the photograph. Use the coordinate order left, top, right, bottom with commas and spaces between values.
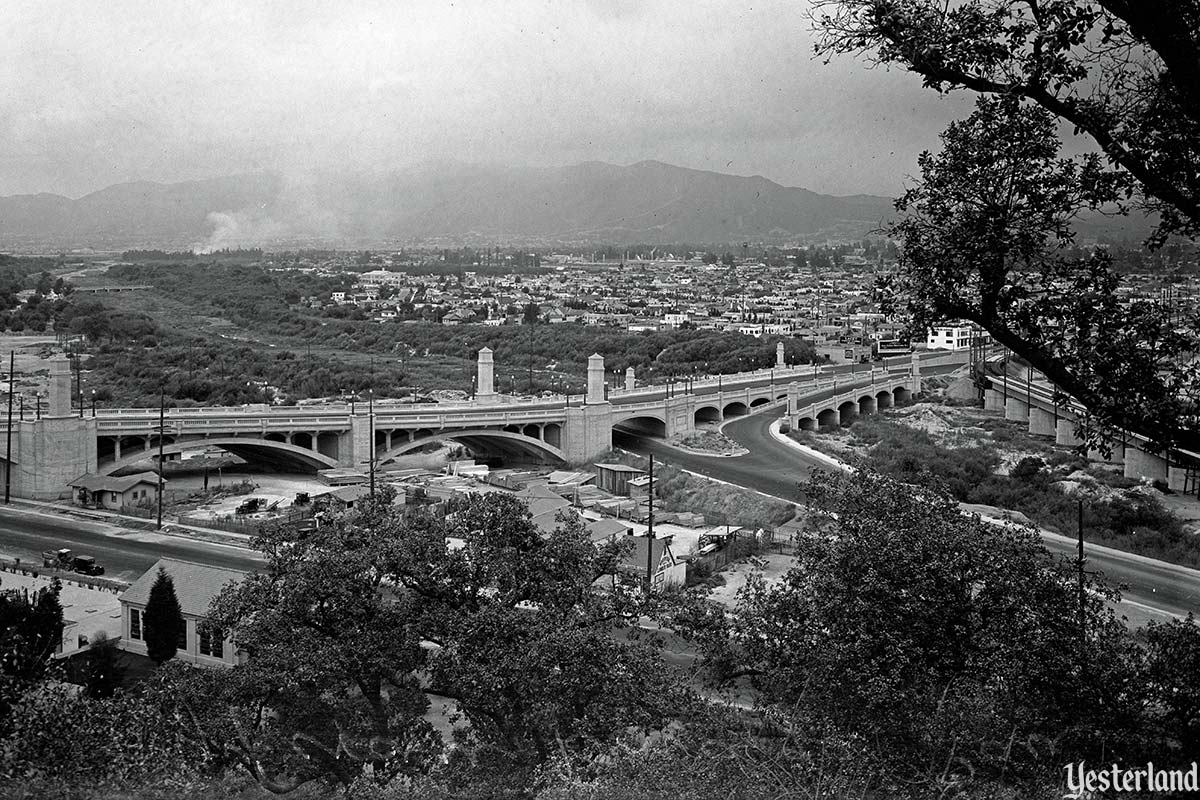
0, 0, 966, 199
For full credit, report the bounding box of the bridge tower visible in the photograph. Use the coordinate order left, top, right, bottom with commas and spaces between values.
625, 367, 635, 392
776, 342, 785, 368
11, 355, 97, 499
562, 353, 614, 464
586, 353, 605, 404
475, 347, 497, 402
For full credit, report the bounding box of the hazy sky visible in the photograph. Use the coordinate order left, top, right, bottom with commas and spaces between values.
3, 0, 974, 199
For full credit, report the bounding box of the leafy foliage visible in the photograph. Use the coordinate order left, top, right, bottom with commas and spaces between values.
704, 471, 1147, 792
0, 578, 63, 731
880, 97, 1197, 451
1, 667, 223, 794
813, 2, 1200, 451
162, 490, 687, 795
1142, 613, 1200, 752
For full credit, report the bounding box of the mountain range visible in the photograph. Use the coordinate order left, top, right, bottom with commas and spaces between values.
0, 160, 1152, 250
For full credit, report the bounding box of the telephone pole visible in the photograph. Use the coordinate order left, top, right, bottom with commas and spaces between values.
645, 454, 655, 592
4, 351, 13, 504
368, 388, 376, 497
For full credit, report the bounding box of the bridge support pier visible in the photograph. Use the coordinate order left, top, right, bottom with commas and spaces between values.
1124, 446, 1168, 482
562, 403, 612, 464
348, 414, 374, 472
1169, 466, 1189, 493
984, 389, 1005, 412
1004, 397, 1029, 422
1056, 418, 1082, 447
1027, 407, 1055, 437
1088, 444, 1124, 465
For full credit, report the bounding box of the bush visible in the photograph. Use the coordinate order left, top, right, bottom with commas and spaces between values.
1010, 456, 1045, 483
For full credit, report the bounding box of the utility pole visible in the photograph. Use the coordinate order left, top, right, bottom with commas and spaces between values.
4, 351, 13, 504
156, 388, 165, 530
645, 454, 655, 593
368, 388, 376, 497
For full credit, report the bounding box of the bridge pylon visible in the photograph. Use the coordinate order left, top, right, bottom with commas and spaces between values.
561, 354, 614, 464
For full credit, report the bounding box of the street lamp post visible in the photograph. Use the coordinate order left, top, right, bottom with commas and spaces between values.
75, 354, 83, 418
90, 389, 96, 417
156, 388, 165, 530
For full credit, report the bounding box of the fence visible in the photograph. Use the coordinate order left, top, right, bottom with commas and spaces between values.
177, 506, 314, 535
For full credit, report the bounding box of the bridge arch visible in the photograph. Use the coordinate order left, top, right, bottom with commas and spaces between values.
816, 408, 838, 428
875, 390, 893, 410
694, 405, 721, 425
837, 400, 858, 425
723, 401, 749, 419
377, 428, 565, 464
893, 385, 913, 404
99, 436, 339, 475
797, 416, 817, 431
613, 415, 667, 438
750, 397, 771, 409
857, 394, 877, 415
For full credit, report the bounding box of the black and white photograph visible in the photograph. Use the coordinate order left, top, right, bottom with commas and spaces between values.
0, 2, 1198, 798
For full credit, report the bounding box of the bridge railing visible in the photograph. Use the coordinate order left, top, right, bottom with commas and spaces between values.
607, 364, 822, 399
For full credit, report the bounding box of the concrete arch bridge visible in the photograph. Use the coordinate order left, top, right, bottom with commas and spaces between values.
0, 348, 965, 499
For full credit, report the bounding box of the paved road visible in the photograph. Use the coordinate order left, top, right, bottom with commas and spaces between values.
618, 403, 1200, 620
0, 507, 262, 583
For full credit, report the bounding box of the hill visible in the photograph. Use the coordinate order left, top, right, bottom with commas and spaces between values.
0, 161, 896, 249
0, 160, 1153, 250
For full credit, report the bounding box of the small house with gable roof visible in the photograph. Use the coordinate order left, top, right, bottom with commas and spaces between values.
119, 558, 248, 667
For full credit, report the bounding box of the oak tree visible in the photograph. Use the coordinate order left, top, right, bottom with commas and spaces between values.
813, 1, 1200, 450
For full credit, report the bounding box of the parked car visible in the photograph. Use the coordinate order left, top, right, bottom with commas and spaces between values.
71, 555, 105, 576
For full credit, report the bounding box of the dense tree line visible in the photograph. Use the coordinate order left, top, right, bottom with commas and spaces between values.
76, 262, 818, 405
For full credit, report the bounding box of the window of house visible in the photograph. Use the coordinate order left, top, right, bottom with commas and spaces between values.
177, 619, 188, 650
129, 608, 141, 639
199, 625, 224, 658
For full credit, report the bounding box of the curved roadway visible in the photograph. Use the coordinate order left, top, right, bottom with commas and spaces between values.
617, 387, 1200, 620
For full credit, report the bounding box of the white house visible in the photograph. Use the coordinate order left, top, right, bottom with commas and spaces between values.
927, 322, 989, 351
119, 558, 248, 667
